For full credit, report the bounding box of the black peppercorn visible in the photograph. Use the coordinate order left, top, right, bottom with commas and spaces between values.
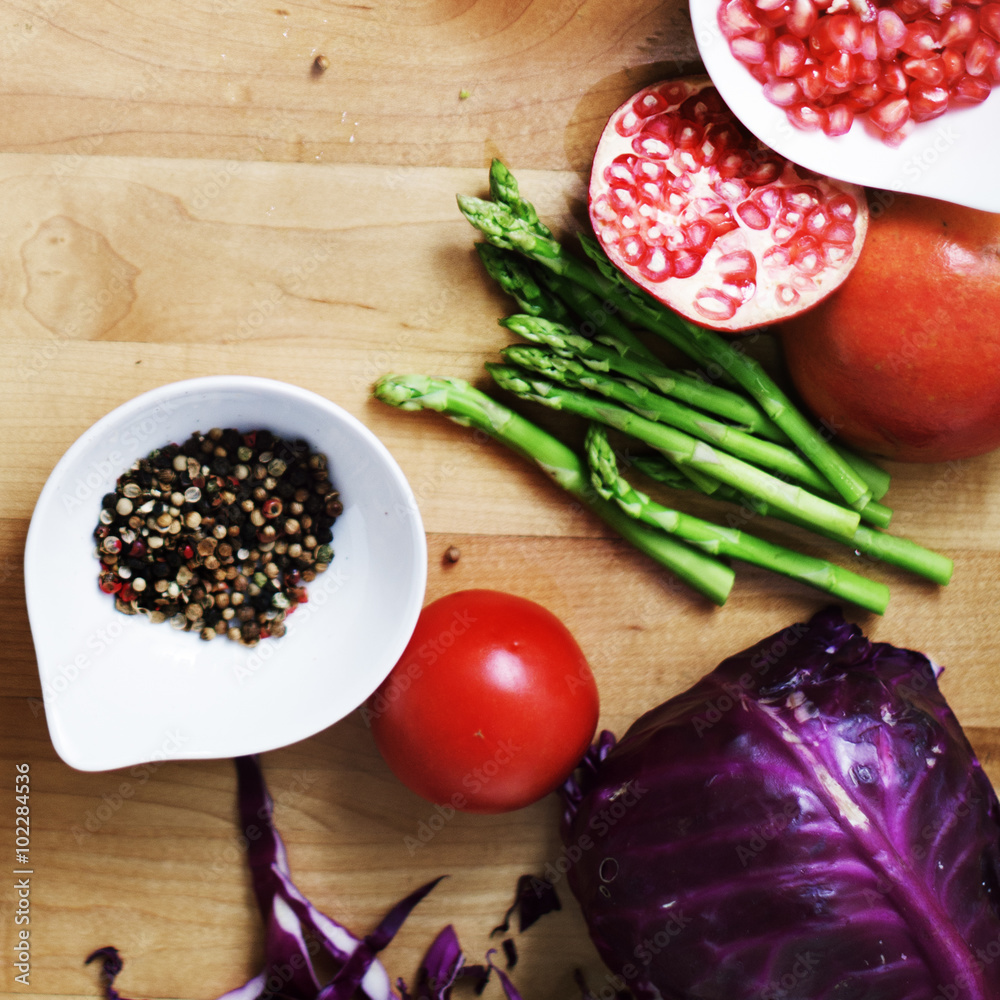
94, 426, 342, 647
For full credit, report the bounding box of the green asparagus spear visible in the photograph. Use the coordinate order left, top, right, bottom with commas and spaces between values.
500, 313, 782, 438
474, 243, 569, 320
633, 456, 953, 586
488, 159, 553, 238
486, 362, 862, 539
586, 425, 890, 614
531, 265, 660, 361
502, 343, 839, 495
457, 167, 875, 513
372, 374, 736, 604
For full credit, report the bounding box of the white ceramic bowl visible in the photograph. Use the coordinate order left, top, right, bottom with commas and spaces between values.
25, 376, 427, 772
690, 0, 1000, 213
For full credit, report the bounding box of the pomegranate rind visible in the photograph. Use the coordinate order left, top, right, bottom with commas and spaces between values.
588, 77, 869, 333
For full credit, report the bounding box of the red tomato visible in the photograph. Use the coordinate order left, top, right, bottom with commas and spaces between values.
366, 589, 599, 814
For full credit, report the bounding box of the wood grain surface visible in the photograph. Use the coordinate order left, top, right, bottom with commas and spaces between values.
1, 3, 998, 999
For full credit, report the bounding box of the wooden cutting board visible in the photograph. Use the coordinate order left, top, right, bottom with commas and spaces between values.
1, 4, 998, 999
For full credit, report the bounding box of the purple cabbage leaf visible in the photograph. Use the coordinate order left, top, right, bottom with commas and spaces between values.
562, 607, 1000, 999
86, 755, 533, 1000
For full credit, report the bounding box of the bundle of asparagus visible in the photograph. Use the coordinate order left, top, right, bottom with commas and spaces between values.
372, 161, 952, 612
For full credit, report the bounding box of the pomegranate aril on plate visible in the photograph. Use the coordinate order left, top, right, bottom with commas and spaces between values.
589, 77, 868, 332
722, 0, 998, 141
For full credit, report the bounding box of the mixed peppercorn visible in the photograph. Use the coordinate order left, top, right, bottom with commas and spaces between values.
93, 428, 342, 646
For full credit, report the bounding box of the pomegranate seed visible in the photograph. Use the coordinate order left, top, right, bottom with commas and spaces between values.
776, 284, 801, 307
756, 0, 787, 10
684, 219, 716, 251
719, 0, 762, 37
743, 153, 783, 185
880, 64, 909, 93
941, 47, 966, 80
825, 219, 857, 243
773, 34, 808, 75
659, 82, 692, 105
719, 178, 755, 205
620, 235, 647, 265
869, 94, 912, 131
823, 104, 854, 135
881, 119, 916, 145
704, 205, 739, 237
679, 90, 731, 124
764, 78, 804, 104
638, 247, 673, 282
797, 65, 829, 100
827, 12, 864, 53
877, 8, 908, 47
981, 2, 1000, 38
785, 183, 822, 210
903, 54, 947, 84
952, 71, 992, 98
717, 150, 749, 178
717, 249, 758, 285
615, 109, 644, 137
804, 205, 831, 235
788, 102, 828, 129
673, 249, 704, 279
787, 0, 817, 37
758, 4, 792, 26
845, 81, 886, 110
828, 193, 858, 221
824, 50, 857, 87
789, 234, 825, 275
763, 245, 792, 269
989, 47, 1000, 78
860, 22, 879, 59
634, 133, 672, 159
901, 20, 943, 57
607, 156, 635, 183
639, 216, 668, 246
751, 184, 783, 216
633, 90, 672, 119
909, 81, 952, 118
856, 58, 880, 83
942, 6, 981, 44
694, 288, 740, 321
608, 185, 636, 213
737, 199, 771, 229
732, 35, 770, 62
680, 123, 708, 149
966, 32, 997, 73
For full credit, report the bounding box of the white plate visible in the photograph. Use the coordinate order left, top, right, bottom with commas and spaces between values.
690, 0, 1000, 213
25, 376, 427, 772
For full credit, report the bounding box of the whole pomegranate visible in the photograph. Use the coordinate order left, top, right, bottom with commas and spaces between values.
780, 193, 1000, 463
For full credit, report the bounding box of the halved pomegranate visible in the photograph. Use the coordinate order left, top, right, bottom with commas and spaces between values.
589, 77, 869, 332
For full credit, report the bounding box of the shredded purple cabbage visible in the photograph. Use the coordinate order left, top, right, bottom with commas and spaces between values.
86, 756, 528, 1000
491, 873, 562, 936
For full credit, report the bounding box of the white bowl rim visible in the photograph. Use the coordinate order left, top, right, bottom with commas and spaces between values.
25, 375, 428, 771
